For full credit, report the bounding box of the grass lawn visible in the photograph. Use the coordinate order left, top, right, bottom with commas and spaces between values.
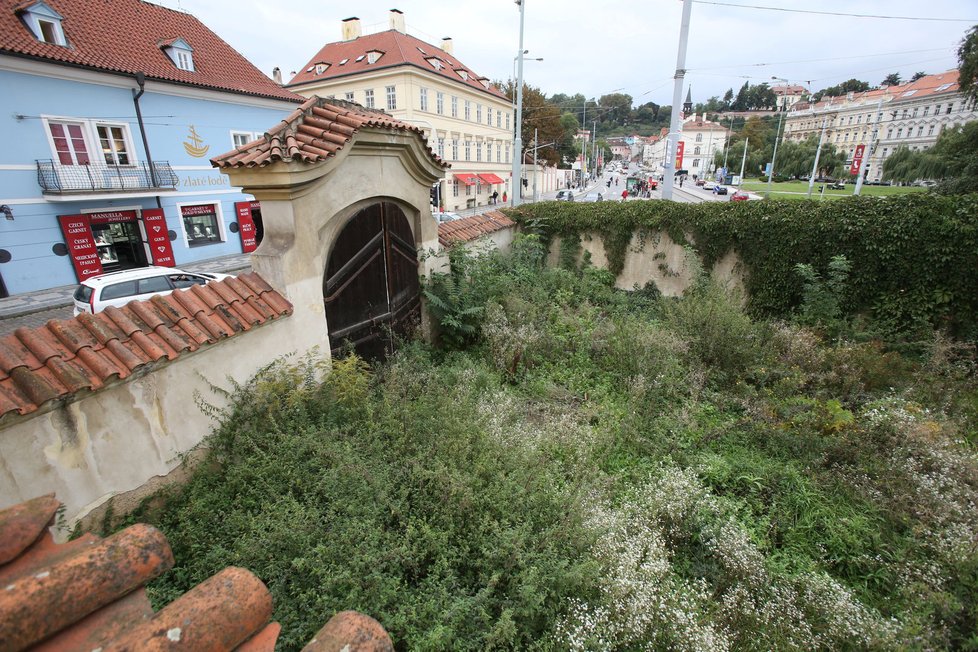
739, 179, 927, 200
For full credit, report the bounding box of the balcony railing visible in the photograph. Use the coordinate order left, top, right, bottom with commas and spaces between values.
36, 160, 179, 194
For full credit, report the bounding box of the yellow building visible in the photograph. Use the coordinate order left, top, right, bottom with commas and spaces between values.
287, 10, 514, 211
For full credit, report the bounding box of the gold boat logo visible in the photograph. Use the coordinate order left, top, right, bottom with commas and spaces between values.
183, 125, 210, 158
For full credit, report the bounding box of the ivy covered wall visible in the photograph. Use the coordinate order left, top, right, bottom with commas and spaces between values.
509, 194, 978, 338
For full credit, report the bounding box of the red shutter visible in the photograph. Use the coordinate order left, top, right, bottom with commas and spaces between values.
142, 209, 176, 267
58, 214, 103, 281
235, 201, 258, 253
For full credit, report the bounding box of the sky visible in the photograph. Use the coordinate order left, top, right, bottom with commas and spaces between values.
151, 0, 976, 108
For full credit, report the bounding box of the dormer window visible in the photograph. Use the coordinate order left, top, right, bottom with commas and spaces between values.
455, 69, 469, 81
426, 57, 444, 71
366, 50, 383, 64
161, 37, 195, 72
20, 1, 66, 46
355, 55, 365, 62
306, 61, 330, 75
477, 77, 490, 89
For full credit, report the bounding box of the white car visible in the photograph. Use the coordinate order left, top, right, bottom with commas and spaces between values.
72, 266, 233, 316
433, 211, 462, 222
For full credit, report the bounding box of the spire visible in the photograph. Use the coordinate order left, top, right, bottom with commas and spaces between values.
682, 87, 693, 118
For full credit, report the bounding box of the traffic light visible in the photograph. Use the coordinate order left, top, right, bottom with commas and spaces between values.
522, 178, 528, 188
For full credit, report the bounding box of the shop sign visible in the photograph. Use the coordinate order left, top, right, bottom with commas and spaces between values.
850, 144, 865, 176
234, 201, 259, 253
675, 141, 685, 170
57, 214, 102, 280
89, 210, 138, 225
181, 203, 217, 217
142, 208, 176, 267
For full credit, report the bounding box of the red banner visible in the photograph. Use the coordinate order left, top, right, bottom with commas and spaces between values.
58, 214, 103, 281
142, 208, 176, 267
675, 141, 685, 170
850, 144, 866, 176
235, 201, 258, 253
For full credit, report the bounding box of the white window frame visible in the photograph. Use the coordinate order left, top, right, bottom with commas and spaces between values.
420, 87, 428, 112
23, 2, 67, 46
345, 91, 354, 102
42, 115, 137, 168
436, 92, 444, 115
96, 123, 135, 166
231, 130, 263, 148
476, 104, 482, 123
465, 140, 471, 161
365, 89, 375, 108
176, 200, 226, 247
386, 85, 397, 110
451, 96, 458, 118
464, 100, 471, 121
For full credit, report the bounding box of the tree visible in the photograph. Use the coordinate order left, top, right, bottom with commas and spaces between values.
557, 113, 581, 167
882, 122, 978, 194
772, 134, 846, 178
910, 71, 926, 82
733, 82, 750, 111
596, 93, 633, 127
958, 24, 978, 107
501, 82, 565, 167
812, 79, 870, 102
722, 88, 734, 110
881, 72, 902, 86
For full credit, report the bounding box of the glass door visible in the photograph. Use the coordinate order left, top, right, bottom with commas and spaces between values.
92, 221, 147, 271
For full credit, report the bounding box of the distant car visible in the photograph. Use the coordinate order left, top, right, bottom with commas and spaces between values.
580, 192, 604, 203
712, 185, 728, 195
72, 266, 233, 316
433, 211, 462, 222
730, 191, 750, 202
555, 190, 575, 201
695, 179, 706, 186
828, 181, 846, 190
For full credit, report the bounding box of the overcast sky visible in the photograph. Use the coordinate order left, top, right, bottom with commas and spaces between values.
152, 0, 975, 107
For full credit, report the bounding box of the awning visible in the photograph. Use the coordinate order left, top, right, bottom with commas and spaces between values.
479, 173, 505, 184
454, 173, 479, 186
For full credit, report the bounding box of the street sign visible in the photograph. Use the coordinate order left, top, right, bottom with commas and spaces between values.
851, 144, 866, 176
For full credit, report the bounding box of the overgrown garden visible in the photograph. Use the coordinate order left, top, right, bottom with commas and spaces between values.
126, 197, 978, 650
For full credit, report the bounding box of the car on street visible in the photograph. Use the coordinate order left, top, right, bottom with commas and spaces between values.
555, 190, 575, 201
433, 211, 462, 222
828, 181, 846, 190
695, 179, 706, 186
712, 185, 728, 195
730, 191, 750, 202
72, 266, 233, 316
580, 192, 604, 202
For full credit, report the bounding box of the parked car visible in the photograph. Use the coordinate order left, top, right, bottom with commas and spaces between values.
555, 190, 575, 201
712, 185, 728, 195
828, 181, 846, 190
72, 266, 233, 316
580, 192, 604, 203
730, 191, 750, 202
433, 211, 462, 222
695, 179, 706, 186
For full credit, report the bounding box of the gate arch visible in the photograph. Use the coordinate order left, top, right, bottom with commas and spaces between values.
323, 201, 420, 359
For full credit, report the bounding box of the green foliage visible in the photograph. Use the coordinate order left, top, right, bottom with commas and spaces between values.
959, 24, 978, 108
423, 247, 485, 349
795, 254, 852, 337
507, 192, 978, 341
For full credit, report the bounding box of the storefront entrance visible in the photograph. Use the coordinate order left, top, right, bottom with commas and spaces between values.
92, 220, 147, 272
58, 208, 175, 281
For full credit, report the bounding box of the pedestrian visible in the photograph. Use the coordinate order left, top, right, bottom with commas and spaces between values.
679, 176, 684, 188
502, 191, 507, 203
621, 189, 628, 202
491, 190, 499, 205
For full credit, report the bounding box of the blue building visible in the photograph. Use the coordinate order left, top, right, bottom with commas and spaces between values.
0, 0, 301, 296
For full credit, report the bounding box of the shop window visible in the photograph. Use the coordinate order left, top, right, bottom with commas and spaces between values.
181, 204, 223, 247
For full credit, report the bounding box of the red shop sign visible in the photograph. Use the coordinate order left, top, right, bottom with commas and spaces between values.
89, 210, 138, 225
234, 201, 258, 253
58, 214, 103, 281
181, 203, 217, 217
142, 208, 176, 267
675, 141, 685, 170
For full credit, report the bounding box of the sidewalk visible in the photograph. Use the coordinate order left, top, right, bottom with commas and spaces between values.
0, 253, 253, 320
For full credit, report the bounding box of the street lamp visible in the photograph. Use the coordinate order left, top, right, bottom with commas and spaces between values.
765, 76, 788, 199
512, 51, 542, 82
511, 1, 526, 207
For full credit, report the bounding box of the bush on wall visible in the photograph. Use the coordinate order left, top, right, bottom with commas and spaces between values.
508, 194, 978, 339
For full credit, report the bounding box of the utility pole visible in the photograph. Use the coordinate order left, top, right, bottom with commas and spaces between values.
854, 94, 886, 196
737, 137, 749, 188
510, 0, 526, 207
592, 119, 598, 177
662, 0, 693, 201
806, 118, 828, 198
532, 128, 538, 201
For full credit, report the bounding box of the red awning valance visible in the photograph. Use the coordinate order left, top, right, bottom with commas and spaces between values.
479, 173, 505, 184
454, 173, 479, 186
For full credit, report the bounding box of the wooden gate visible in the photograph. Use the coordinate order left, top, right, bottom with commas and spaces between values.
323, 202, 420, 359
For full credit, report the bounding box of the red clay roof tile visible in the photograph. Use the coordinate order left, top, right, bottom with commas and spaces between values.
0, 0, 302, 103
0, 272, 292, 419
211, 96, 448, 170
0, 494, 58, 565
438, 210, 516, 248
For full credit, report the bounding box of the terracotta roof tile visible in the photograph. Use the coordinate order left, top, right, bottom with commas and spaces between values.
288, 28, 507, 103
0, 495, 394, 651
0, 272, 292, 419
437, 210, 516, 248
212, 96, 449, 170
0, 0, 302, 103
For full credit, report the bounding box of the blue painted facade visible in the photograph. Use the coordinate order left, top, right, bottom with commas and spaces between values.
0, 64, 297, 296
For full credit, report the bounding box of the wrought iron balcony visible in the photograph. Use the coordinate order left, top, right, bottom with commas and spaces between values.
36, 160, 179, 194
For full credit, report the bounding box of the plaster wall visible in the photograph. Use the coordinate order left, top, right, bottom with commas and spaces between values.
0, 316, 308, 532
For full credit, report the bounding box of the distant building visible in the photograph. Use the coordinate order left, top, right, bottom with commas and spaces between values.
286, 10, 514, 211
782, 70, 976, 182
0, 0, 300, 296
643, 115, 730, 180
773, 84, 807, 111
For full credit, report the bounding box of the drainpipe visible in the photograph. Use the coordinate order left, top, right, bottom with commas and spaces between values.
132, 72, 162, 207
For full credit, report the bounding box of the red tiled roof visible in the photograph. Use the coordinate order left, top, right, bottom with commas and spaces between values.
796, 70, 960, 112
438, 210, 515, 247
0, 272, 292, 419
288, 29, 508, 101
0, 0, 302, 102
0, 494, 394, 651
212, 95, 448, 169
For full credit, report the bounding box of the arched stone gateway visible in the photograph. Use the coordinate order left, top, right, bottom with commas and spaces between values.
212, 97, 448, 363
324, 201, 420, 358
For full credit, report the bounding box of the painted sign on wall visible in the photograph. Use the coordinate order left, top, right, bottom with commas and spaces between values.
234, 201, 258, 253
142, 209, 175, 266
58, 214, 103, 280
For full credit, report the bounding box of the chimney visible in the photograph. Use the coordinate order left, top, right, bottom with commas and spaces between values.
389, 8, 405, 33
341, 16, 361, 41
441, 37, 453, 55
272, 67, 282, 84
